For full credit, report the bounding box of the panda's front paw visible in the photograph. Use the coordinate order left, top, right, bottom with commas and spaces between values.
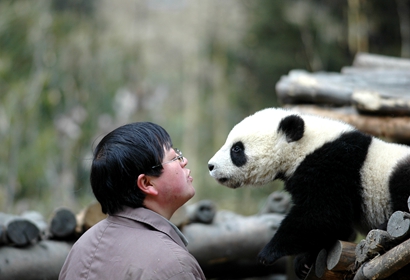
257, 246, 281, 266
294, 253, 314, 279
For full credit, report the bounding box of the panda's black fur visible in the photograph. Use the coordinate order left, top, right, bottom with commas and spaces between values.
208, 109, 410, 278
389, 156, 410, 211
259, 117, 372, 276
230, 141, 247, 167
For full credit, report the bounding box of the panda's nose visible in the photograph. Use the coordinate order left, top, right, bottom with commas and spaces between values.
208, 164, 214, 171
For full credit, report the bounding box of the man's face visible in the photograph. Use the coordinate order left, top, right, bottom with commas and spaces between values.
152, 147, 196, 211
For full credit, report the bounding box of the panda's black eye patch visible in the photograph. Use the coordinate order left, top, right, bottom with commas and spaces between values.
232, 145, 241, 153
231, 141, 247, 167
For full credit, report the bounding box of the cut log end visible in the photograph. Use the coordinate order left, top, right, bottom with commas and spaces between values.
50, 208, 77, 239
387, 211, 410, 239
7, 220, 40, 246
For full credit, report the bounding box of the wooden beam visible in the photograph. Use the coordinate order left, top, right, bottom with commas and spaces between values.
353, 238, 410, 280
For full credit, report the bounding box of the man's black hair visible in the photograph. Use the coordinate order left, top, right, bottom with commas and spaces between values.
90, 122, 172, 215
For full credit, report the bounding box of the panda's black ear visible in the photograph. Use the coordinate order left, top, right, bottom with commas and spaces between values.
278, 115, 304, 143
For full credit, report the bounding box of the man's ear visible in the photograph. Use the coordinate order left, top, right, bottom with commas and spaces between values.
136, 174, 158, 196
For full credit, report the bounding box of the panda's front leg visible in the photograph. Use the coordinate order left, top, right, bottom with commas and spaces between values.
257, 237, 285, 266
258, 239, 286, 265
294, 252, 317, 278
257, 207, 320, 276
257, 212, 304, 265
258, 237, 316, 279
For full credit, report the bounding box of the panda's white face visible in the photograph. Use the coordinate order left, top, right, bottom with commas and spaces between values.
208, 108, 353, 189
208, 108, 301, 188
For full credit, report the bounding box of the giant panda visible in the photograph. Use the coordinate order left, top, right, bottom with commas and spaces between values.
207, 107, 410, 278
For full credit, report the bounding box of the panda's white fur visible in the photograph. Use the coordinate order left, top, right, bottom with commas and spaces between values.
360, 138, 410, 231
209, 108, 353, 188
208, 107, 410, 276
209, 108, 410, 231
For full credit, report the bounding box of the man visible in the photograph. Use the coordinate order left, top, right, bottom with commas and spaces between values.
59, 122, 206, 280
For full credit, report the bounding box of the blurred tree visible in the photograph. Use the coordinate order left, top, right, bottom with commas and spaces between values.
51, 0, 95, 15
396, 0, 410, 57
241, 0, 352, 110
0, 0, 123, 212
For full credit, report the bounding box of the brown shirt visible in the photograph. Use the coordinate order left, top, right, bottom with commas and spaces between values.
59, 207, 205, 280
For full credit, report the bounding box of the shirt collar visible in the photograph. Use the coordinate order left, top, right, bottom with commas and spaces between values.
113, 206, 189, 247
160, 215, 189, 246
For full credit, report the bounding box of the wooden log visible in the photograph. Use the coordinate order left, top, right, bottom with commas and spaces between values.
75, 201, 107, 234
407, 196, 410, 212
386, 211, 410, 239
353, 237, 410, 280
0, 240, 72, 280
21, 211, 48, 238
341, 66, 410, 115
185, 200, 217, 224
286, 105, 410, 143
366, 229, 396, 253
352, 90, 410, 116
49, 207, 77, 239
315, 248, 328, 278
183, 211, 284, 266
352, 52, 410, 70
355, 239, 370, 265
0, 213, 40, 246
0, 211, 47, 245
259, 191, 292, 215
172, 200, 218, 227
355, 230, 396, 267
276, 68, 410, 111
326, 241, 356, 272
276, 70, 352, 106
341, 67, 410, 77
314, 241, 356, 278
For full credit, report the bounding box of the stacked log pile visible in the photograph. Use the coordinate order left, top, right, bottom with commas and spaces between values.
178, 193, 289, 279
303, 198, 410, 280
275, 52, 410, 279
182, 201, 286, 279
0, 193, 289, 280
276, 52, 410, 143
0, 205, 104, 280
